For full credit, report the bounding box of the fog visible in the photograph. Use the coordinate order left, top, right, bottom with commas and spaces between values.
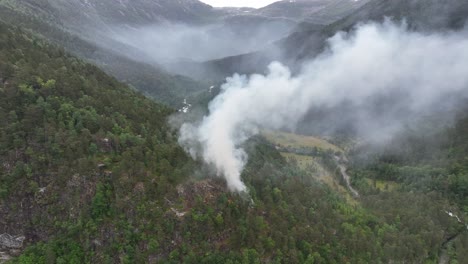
109, 21, 293, 63
178, 20, 468, 192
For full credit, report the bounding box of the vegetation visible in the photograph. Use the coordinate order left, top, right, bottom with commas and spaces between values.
0, 21, 194, 262
263, 131, 343, 153
0, 9, 467, 264
348, 115, 468, 262
0, 2, 208, 107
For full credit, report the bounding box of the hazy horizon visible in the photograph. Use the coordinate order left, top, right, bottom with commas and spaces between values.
199, 0, 279, 8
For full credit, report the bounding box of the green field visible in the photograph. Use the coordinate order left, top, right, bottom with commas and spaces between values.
263, 130, 343, 153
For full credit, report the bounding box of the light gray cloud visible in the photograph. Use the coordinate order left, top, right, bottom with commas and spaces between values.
109, 22, 292, 63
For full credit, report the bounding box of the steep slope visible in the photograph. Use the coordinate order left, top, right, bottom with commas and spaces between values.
177, 0, 368, 80
0, 0, 215, 28
0, 0, 302, 104
279, 0, 468, 64
0, 20, 193, 262
0, 0, 208, 107
203, 0, 468, 80
257, 0, 369, 24
328, 0, 468, 31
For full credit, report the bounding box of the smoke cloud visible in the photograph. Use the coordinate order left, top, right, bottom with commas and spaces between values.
178, 20, 468, 192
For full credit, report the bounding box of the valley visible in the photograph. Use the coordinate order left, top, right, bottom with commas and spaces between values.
0, 0, 467, 263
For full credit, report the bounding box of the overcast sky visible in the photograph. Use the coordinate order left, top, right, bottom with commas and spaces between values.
199, 0, 280, 8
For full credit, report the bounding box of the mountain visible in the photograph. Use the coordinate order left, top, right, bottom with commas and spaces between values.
256, 0, 369, 24
0, 19, 191, 262
0, 0, 373, 88
201, 0, 468, 80
211, 0, 369, 25
0, 0, 213, 107
329, 0, 468, 31
1, 1, 468, 263
1, 0, 215, 28
172, 0, 368, 77
279, 0, 468, 64
0, 0, 308, 105
1, 21, 466, 261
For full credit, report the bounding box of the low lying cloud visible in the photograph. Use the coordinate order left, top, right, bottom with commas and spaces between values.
109, 21, 293, 62
178, 20, 468, 192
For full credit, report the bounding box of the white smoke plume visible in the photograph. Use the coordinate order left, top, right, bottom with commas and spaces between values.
179, 20, 468, 192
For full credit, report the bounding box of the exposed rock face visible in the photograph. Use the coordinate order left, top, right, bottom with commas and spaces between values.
0, 234, 25, 263
0, 233, 25, 249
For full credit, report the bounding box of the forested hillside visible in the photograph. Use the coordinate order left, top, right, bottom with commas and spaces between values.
1, 20, 467, 263
0, 0, 208, 107
0, 21, 194, 262
1, 0, 468, 263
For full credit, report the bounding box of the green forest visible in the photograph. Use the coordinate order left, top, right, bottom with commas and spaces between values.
0, 1, 468, 263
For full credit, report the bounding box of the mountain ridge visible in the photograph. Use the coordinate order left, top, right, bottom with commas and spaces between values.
0, 0, 210, 107
198, 0, 468, 81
